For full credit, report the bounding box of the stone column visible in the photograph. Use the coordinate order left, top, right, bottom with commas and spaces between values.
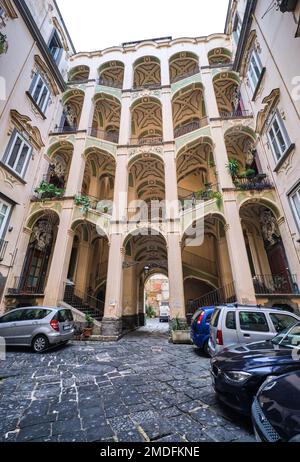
65, 137, 86, 196
123, 62, 134, 90
167, 232, 186, 322
201, 68, 219, 119
161, 55, 171, 87
278, 217, 300, 278
210, 124, 234, 189
122, 257, 138, 330
119, 94, 132, 145
223, 193, 256, 304
43, 204, 74, 306
78, 83, 95, 131
74, 241, 90, 296
102, 234, 124, 339
161, 88, 174, 142
112, 150, 128, 222
164, 146, 179, 220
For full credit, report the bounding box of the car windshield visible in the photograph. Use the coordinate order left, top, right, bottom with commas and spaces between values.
272, 323, 300, 349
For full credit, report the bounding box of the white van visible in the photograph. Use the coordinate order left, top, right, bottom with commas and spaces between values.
159, 303, 170, 323
208, 304, 300, 356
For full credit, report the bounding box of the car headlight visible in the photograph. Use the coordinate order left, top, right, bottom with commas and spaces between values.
224, 371, 252, 384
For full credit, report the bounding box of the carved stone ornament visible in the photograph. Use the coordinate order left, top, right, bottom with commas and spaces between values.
129, 145, 163, 158
34, 55, 59, 96
52, 17, 69, 52
0, 0, 18, 20
32, 220, 53, 251
63, 104, 77, 126
10, 110, 44, 150
256, 89, 280, 135
260, 210, 280, 246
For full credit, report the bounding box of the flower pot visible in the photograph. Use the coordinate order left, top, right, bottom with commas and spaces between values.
171, 330, 192, 345
83, 327, 93, 338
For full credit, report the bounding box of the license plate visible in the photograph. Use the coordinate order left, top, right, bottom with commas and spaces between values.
63, 325, 71, 331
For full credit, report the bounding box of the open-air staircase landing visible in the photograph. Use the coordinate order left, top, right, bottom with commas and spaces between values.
64, 284, 104, 322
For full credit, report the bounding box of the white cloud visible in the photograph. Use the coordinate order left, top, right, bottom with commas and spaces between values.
56, 0, 230, 52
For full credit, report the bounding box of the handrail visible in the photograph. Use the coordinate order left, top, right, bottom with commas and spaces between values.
174, 118, 208, 138
171, 68, 200, 84
129, 136, 163, 146
88, 127, 119, 143
97, 77, 123, 89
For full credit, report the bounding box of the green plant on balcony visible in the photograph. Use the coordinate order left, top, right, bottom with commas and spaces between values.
226, 158, 240, 180
239, 168, 256, 179
35, 181, 64, 200
194, 189, 223, 209
74, 195, 91, 214
0, 33, 8, 55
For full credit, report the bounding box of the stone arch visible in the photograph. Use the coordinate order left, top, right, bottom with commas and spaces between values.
123, 227, 167, 249
60, 88, 85, 129
224, 125, 257, 172
68, 65, 90, 82
131, 97, 163, 142
239, 197, 281, 221
169, 51, 199, 83
26, 209, 60, 231
208, 47, 232, 65
172, 83, 207, 136
92, 93, 121, 142
213, 71, 241, 113
98, 60, 125, 88
133, 55, 161, 88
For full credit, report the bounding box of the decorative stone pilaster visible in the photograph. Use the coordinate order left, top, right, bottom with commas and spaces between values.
167, 233, 186, 320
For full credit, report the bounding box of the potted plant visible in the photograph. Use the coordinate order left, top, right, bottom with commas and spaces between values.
226, 158, 240, 180
146, 305, 156, 319
170, 317, 191, 344
0, 33, 8, 55
35, 181, 64, 199
74, 195, 91, 214
239, 168, 256, 179
83, 313, 94, 338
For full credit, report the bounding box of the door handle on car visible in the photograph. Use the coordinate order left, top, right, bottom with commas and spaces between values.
243, 334, 251, 338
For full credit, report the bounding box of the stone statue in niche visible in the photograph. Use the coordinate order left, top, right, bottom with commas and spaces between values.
63, 104, 77, 127
32, 220, 53, 251
260, 210, 280, 246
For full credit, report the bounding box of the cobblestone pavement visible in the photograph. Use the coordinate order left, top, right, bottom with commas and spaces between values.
0, 319, 255, 443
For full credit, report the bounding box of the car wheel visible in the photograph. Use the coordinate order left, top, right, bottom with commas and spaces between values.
203, 340, 210, 356
32, 335, 49, 353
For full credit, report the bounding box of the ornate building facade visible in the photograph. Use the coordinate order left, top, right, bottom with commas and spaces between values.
0, 0, 300, 339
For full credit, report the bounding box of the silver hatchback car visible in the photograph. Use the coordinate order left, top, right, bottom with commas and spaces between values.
0, 307, 74, 353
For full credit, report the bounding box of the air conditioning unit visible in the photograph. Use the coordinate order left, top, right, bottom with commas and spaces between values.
277, 0, 298, 12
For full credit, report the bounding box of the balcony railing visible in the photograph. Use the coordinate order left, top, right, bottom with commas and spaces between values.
132, 82, 162, 91
219, 110, 252, 119
235, 174, 273, 191
97, 77, 123, 89
126, 205, 165, 222
253, 273, 299, 296
174, 118, 208, 138
0, 239, 8, 262
7, 276, 45, 296
180, 185, 220, 211
88, 127, 119, 144
187, 282, 236, 313
129, 136, 163, 146
171, 68, 200, 84
50, 125, 78, 135
76, 193, 113, 214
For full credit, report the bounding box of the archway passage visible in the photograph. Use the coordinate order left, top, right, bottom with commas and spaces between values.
144, 273, 169, 319
240, 201, 297, 298
122, 231, 169, 332
182, 215, 235, 322
64, 221, 110, 321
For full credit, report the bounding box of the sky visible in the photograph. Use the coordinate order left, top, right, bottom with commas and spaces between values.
56, 0, 230, 52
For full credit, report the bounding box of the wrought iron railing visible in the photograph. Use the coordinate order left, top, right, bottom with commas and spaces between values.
50, 125, 78, 134
7, 276, 45, 295
88, 127, 119, 143
0, 239, 8, 262
129, 136, 163, 146
171, 68, 200, 84
253, 273, 299, 295
77, 192, 113, 214
174, 118, 208, 138
64, 283, 104, 321
179, 184, 219, 211
234, 174, 273, 191
97, 77, 123, 89
126, 205, 165, 222
219, 110, 252, 119
187, 282, 237, 313
132, 82, 162, 91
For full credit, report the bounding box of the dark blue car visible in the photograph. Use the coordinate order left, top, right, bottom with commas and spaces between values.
190, 306, 215, 354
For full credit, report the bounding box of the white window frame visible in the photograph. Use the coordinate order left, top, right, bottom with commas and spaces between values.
289, 184, 300, 231
0, 198, 11, 238
247, 49, 263, 93
30, 74, 50, 114
267, 111, 291, 163
4, 131, 32, 178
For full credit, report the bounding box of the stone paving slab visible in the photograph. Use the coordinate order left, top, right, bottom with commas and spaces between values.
0, 319, 255, 443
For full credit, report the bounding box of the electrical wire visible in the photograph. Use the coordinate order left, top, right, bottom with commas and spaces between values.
261, 0, 277, 19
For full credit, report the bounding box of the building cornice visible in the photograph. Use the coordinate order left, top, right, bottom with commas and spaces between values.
12, 0, 66, 92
